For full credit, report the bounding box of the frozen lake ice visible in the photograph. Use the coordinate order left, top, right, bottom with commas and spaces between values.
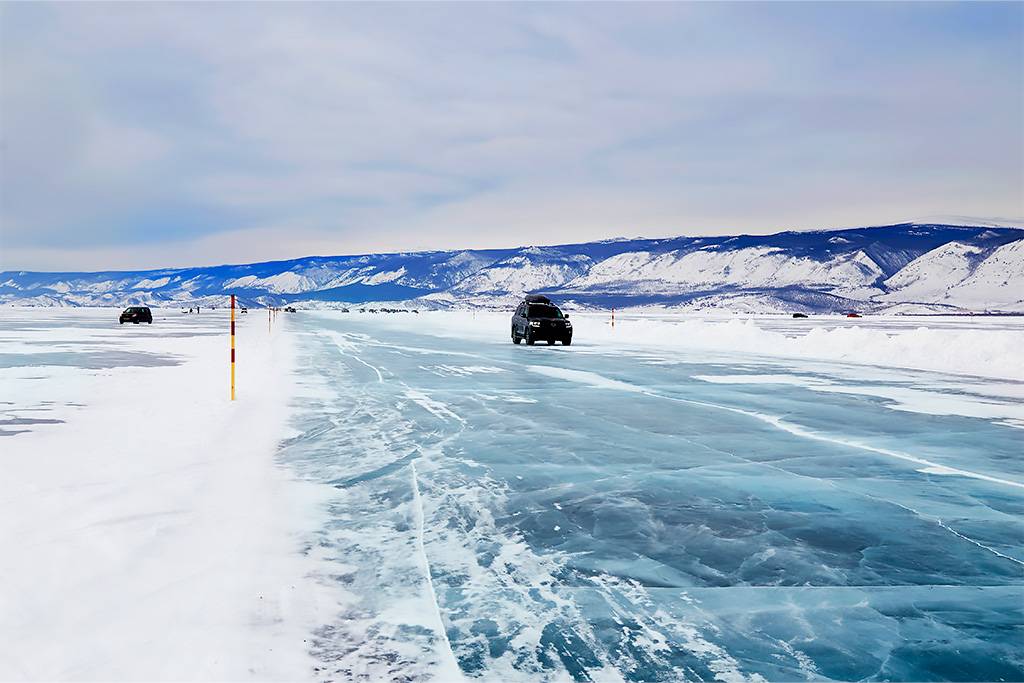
2, 308, 1021, 681
0, 308, 328, 681
281, 312, 1024, 681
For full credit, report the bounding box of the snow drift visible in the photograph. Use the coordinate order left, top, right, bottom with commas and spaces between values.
335, 310, 1024, 381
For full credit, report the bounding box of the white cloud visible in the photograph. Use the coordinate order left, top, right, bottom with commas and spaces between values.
1, 2, 1021, 270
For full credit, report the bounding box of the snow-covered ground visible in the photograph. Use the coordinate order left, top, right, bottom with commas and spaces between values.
0, 308, 334, 680
2, 308, 1022, 681
353, 310, 1024, 381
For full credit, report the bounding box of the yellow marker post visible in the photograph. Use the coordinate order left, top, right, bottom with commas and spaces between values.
230, 294, 236, 401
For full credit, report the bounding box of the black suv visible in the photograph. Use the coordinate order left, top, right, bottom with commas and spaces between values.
119, 306, 153, 324
511, 295, 572, 345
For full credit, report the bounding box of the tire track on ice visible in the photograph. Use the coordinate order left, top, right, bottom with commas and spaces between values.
410, 460, 465, 681
321, 330, 384, 383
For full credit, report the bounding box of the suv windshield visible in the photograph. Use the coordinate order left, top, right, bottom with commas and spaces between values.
527, 304, 562, 318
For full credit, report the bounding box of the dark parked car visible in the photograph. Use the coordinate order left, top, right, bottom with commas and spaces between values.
511, 295, 572, 345
119, 306, 153, 324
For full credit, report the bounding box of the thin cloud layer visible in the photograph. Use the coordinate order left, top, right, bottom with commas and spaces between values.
1, 2, 1021, 270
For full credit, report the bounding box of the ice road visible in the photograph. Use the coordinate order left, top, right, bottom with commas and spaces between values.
2, 309, 1022, 682
286, 312, 1023, 682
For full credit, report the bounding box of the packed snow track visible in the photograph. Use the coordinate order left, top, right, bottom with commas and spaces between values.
284, 312, 1024, 682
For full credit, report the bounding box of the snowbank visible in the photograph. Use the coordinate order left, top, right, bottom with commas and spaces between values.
577, 315, 1024, 381
312, 310, 1024, 381
0, 309, 332, 680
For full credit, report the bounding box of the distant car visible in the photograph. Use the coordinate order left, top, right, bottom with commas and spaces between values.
119, 306, 152, 324
511, 295, 572, 345
792, 312, 808, 318
846, 313, 862, 318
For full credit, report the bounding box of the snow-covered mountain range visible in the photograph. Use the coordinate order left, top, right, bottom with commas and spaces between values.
3, 223, 1022, 313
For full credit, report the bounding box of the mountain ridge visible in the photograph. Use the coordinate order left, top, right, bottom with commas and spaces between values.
3, 223, 1022, 313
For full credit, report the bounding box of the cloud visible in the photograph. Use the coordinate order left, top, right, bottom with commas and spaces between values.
1, 2, 1021, 270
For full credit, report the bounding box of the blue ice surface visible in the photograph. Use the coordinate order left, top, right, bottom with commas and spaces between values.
280, 315, 1024, 682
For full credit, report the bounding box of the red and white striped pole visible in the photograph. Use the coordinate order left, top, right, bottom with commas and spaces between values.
230, 295, 236, 401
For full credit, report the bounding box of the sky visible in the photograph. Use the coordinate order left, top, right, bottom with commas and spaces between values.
1, 2, 1022, 272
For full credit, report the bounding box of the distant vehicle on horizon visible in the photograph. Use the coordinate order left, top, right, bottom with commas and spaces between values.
511, 294, 572, 346
119, 306, 152, 325
846, 312, 862, 318
792, 313, 808, 318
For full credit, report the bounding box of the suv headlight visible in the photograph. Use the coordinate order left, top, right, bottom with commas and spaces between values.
530, 321, 541, 327
564, 320, 572, 327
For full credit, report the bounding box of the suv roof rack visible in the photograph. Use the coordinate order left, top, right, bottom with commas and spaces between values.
523, 294, 551, 304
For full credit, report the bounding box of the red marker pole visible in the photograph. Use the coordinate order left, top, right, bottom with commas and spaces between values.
611, 307, 615, 329
230, 295, 236, 401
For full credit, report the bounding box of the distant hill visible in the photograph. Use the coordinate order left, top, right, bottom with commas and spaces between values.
3, 223, 1022, 313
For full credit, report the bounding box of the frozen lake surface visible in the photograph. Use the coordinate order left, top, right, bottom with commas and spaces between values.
284, 312, 1024, 681
2, 309, 1022, 681
1, 309, 328, 681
